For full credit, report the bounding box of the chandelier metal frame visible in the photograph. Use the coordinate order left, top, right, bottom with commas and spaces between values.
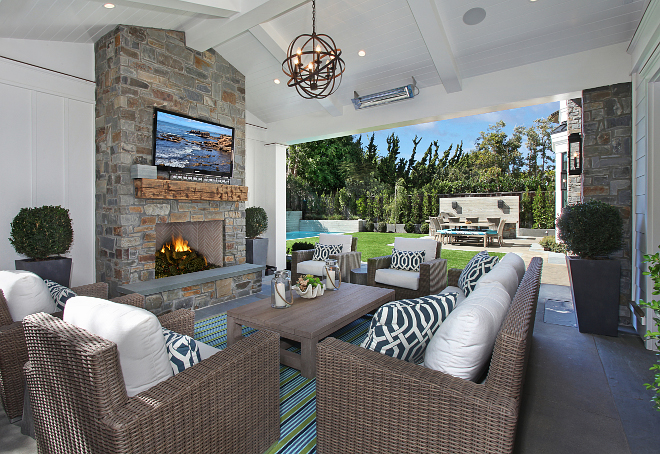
282, 0, 345, 99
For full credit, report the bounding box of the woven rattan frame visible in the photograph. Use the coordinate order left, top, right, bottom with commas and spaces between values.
24, 312, 280, 454
0, 282, 124, 421
291, 236, 360, 283
366, 241, 447, 299
316, 257, 543, 454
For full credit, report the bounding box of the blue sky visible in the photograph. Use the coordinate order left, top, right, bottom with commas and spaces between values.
354, 101, 559, 161
158, 111, 233, 136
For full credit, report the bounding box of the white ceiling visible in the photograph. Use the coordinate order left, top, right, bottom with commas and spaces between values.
0, 0, 647, 125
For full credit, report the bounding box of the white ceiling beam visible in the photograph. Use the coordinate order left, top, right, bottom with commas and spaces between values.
407, 0, 462, 93
91, 0, 240, 17
249, 23, 343, 117
185, 0, 310, 52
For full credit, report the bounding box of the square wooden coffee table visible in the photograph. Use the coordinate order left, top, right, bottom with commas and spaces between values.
226, 283, 395, 378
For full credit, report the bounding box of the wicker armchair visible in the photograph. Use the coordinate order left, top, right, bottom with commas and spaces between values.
367, 240, 447, 300
0, 282, 145, 422
316, 257, 543, 454
291, 235, 361, 284
23, 311, 280, 454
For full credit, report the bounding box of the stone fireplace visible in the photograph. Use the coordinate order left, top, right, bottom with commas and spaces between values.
94, 25, 258, 312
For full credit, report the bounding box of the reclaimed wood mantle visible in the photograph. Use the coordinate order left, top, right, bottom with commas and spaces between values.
134, 178, 248, 201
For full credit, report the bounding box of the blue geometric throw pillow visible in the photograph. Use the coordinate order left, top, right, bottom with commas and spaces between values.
162, 328, 202, 375
390, 248, 426, 271
458, 251, 500, 297
44, 279, 77, 311
360, 292, 459, 364
312, 243, 343, 261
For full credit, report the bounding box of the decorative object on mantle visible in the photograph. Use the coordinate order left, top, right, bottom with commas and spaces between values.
170, 173, 230, 185
134, 179, 247, 201
282, 0, 345, 99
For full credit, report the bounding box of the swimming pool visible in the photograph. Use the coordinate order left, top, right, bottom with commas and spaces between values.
286, 231, 342, 240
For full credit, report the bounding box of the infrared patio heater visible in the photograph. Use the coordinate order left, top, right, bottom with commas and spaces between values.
352, 77, 418, 110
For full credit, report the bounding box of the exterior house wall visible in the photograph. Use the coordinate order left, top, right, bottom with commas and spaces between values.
582, 83, 633, 314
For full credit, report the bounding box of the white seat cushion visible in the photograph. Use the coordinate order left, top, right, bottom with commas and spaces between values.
475, 262, 520, 300
438, 285, 467, 305
64, 296, 172, 397
196, 339, 221, 360
499, 253, 526, 283
318, 233, 352, 252
297, 259, 328, 276
374, 268, 420, 290
0, 270, 56, 321
424, 282, 511, 381
393, 237, 437, 260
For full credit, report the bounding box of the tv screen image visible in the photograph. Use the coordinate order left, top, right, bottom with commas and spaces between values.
153, 108, 234, 177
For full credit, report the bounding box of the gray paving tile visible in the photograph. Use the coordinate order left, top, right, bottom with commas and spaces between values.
0, 410, 36, 454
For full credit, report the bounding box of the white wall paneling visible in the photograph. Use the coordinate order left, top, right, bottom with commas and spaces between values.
0, 57, 95, 287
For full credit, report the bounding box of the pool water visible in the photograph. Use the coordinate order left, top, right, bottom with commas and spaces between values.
286, 231, 342, 240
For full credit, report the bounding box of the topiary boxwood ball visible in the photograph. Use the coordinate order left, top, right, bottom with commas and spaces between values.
246, 206, 268, 239
556, 200, 622, 259
10, 205, 73, 260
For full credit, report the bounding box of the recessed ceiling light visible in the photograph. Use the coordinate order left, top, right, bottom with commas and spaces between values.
104, 3, 115, 8
358, 50, 366, 57
463, 7, 486, 25
274, 79, 281, 84
530, 0, 538, 2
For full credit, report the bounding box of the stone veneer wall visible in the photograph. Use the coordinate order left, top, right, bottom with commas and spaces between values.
567, 99, 582, 205
94, 25, 248, 302
582, 83, 633, 309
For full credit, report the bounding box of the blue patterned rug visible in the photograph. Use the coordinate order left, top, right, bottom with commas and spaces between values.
194, 313, 373, 454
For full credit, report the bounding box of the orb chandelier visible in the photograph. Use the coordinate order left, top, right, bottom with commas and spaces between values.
282, 0, 345, 99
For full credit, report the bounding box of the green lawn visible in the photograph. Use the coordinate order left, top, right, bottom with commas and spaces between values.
286, 232, 505, 270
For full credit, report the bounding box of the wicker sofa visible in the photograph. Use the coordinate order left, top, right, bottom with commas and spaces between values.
316, 256, 543, 454
0, 282, 144, 421
291, 235, 361, 284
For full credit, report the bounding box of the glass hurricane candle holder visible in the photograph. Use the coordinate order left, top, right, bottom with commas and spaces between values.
271, 270, 293, 308
324, 259, 341, 290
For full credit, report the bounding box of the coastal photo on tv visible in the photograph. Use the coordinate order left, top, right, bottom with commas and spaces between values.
153, 109, 234, 176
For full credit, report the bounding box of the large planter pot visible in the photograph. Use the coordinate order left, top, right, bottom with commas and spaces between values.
246, 238, 269, 266
15, 257, 72, 287
566, 256, 620, 337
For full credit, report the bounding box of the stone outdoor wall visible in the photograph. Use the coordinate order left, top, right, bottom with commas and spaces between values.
94, 26, 247, 299
567, 99, 582, 205
582, 83, 633, 308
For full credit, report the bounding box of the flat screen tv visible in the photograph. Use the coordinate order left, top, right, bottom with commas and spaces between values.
152, 108, 234, 177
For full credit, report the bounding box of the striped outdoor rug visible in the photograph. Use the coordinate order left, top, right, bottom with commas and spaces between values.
194, 313, 373, 454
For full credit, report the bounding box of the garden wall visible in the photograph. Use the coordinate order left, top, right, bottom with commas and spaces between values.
298, 219, 361, 233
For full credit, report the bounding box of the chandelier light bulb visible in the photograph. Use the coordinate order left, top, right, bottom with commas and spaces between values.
316, 45, 321, 52
297, 48, 302, 55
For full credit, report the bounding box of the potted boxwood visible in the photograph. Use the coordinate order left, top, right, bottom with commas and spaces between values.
10, 205, 74, 286
557, 200, 623, 336
246, 206, 269, 266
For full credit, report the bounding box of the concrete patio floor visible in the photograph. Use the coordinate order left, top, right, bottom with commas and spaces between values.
2, 243, 659, 453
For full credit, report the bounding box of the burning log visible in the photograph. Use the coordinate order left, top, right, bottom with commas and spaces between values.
155, 235, 218, 278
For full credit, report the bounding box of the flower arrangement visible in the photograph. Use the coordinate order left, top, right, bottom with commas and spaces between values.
293, 274, 325, 298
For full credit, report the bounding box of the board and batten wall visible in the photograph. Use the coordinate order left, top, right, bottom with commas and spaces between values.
629, 0, 660, 349
0, 55, 96, 286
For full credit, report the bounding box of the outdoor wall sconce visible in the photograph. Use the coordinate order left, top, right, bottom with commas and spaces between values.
452, 201, 458, 209
497, 199, 504, 209
561, 173, 567, 191
568, 133, 582, 175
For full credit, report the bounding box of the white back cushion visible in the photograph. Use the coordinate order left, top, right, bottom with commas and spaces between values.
64, 296, 172, 397
475, 262, 520, 300
319, 233, 352, 252
438, 286, 467, 305
424, 282, 511, 381
0, 270, 56, 321
393, 237, 437, 261
499, 253, 525, 283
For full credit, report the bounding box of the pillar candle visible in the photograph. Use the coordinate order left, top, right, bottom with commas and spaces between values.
274, 282, 287, 307
326, 269, 336, 289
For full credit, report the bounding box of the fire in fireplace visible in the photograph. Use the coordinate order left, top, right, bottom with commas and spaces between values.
156, 235, 219, 278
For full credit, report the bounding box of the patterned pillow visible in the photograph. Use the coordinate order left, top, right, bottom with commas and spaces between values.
44, 279, 77, 311
390, 248, 426, 272
312, 243, 343, 261
361, 292, 459, 364
458, 251, 500, 297
162, 328, 202, 375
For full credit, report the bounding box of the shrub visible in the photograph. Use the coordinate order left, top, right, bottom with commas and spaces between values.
420, 222, 429, 234
404, 221, 415, 233
378, 222, 387, 233
365, 221, 374, 232
246, 207, 268, 238
556, 200, 622, 259
538, 236, 566, 253
10, 205, 73, 260
287, 241, 315, 254
639, 247, 660, 410
328, 214, 343, 220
